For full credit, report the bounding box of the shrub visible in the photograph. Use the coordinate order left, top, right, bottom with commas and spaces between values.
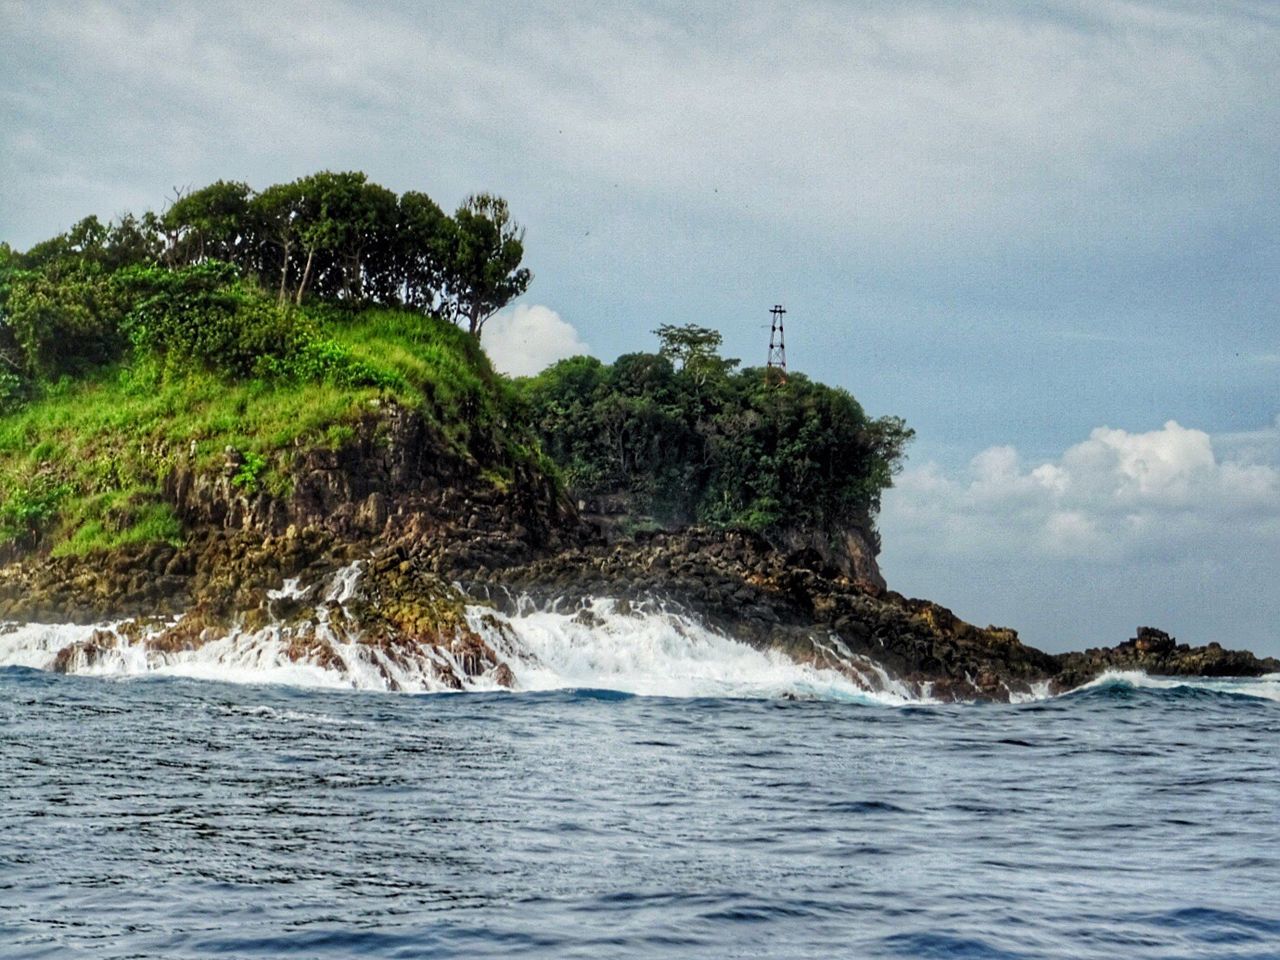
118, 262, 402, 389
0, 370, 27, 413
231, 452, 268, 491
255, 335, 401, 389
119, 261, 311, 378
2, 264, 129, 378
0, 474, 70, 546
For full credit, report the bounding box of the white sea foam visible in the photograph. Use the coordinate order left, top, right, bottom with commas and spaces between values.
3, 617, 509, 694
466, 598, 914, 704
1008, 679, 1055, 703
266, 577, 307, 601
1, 564, 476, 692
0, 621, 123, 670
324, 563, 363, 605
0, 570, 914, 702
1076, 669, 1280, 703
8, 578, 1270, 705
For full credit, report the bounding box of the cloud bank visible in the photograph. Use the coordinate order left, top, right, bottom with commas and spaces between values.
878, 418, 1280, 653
483, 304, 590, 378
6, 1, 1276, 263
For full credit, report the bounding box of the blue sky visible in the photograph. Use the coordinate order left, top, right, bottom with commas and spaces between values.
3, 1, 1278, 653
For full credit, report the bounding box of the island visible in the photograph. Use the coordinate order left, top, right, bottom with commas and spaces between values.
2, 172, 1274, 699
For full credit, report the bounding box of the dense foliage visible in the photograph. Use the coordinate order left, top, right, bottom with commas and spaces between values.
0, 176, 911, 558
0, 172, 537, 555
0, 171, 529, 391
518, 327, 912, 540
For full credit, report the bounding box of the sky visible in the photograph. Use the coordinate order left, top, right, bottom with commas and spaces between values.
2, 0, 1278, 654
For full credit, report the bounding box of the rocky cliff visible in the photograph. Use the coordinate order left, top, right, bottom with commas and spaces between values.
1, 405, 1274, 700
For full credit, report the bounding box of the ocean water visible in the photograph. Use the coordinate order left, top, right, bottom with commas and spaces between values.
2, 612, 1279, 959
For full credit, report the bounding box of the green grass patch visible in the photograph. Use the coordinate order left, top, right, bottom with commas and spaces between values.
0, 307, 538, 555
51, 499, 184, 558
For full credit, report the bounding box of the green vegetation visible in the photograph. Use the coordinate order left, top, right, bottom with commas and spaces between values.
0, 171, 529, 381
518, 325, 913, 542
0, 309, 529, 555
0, 173, 536, 554
0, 172, 910, 560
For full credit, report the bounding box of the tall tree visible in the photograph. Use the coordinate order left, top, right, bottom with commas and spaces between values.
396, 191, 451, 310
443, 194, 531, 339
163, 180, 253, 267
289, 171, 398, 304
654, 323, 739, 385
251, 182, 305, 306
19, 216, 107, 271
290, 173, 335, 304
336, 178, 398, 302
103, 212, 164, 271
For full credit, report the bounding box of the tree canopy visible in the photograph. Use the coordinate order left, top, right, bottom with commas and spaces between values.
2, 171, 530, 343
518, 325, 913, 544
0, 172, 534, 402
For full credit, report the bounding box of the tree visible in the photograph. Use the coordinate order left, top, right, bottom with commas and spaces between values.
335, 178, 398, 302
0, 243, 25, 379
162, 180, 253, 267
19, 216, 107, 271
287, 171, 399, 304
653, 323, 738, 385
103, 212, 164, 271
444, 194, 531, 339
291, 172, 340, 304
251, 181, 305, 305
396, 191, 451, 310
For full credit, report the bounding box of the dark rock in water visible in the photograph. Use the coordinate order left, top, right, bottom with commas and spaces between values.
1134, 626, 1176, 655
1052, 627, 1279, 693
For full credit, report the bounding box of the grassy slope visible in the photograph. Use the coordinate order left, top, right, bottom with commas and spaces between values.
0, 309, 530, 557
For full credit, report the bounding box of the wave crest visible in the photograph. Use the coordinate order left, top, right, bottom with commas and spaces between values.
0, 567, 913, 704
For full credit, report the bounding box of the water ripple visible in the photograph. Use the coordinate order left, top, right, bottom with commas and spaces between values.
1, 671, 1277, 959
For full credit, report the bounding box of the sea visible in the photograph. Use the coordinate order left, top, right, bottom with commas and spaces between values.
2, 593, 1279, 959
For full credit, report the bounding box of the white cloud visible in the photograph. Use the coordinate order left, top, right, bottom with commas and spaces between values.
482, 304, 590, 378
883, 419, 1280, 563
877, 418, 1280, 653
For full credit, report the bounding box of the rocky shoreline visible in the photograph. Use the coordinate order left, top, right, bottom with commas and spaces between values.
2, 407, 1275, 700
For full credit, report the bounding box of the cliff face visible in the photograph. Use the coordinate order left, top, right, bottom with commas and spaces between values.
1, 406, 1275, 700
766, 524, 885, 592
576, 492, 886, 591
0, 401, 578, 623
165, 401, 573, 551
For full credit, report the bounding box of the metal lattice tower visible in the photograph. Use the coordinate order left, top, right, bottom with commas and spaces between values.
765, 304, 787, 385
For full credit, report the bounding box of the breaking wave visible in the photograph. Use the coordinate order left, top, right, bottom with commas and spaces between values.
1071, 669, 1280, 703
0, 565, 913, 704
3, 565, 1275, 706
469, 597, 916, 703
